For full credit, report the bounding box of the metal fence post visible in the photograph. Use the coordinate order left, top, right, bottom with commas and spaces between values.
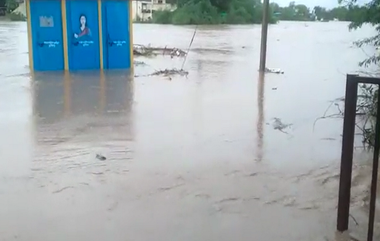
367, 86, 380, 241
337, 74, 358, 232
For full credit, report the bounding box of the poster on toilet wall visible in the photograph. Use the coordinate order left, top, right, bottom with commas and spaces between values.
72, 13, 94, 46
74, 14, 91, 39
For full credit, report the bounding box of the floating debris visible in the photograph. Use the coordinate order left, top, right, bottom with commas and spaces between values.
272, 118, 292, 134
134, 60, 146, 66
96, 154, 106, 161
164, 47, 186, 58
133, 44, 186, 58
52, 186, 75, 194
134, 68, 188, 79
191, 47, 233, 54
133, 44, 153, 56
320, 137, 336, 141
265, 67, 284, 74
151, 68, 188, 77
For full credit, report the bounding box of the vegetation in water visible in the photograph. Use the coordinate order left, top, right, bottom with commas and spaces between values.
330, 0, 379, 148
350, 0, 380, 149
7, 12, 25, 21
151, 0, 371, 25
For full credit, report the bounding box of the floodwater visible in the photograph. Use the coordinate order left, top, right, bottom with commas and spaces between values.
0, 21, 378, 240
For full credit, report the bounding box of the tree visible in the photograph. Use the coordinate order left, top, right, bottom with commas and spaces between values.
153, 0, 277, 25
0, 0, 5, 16
5, 0, 18, 13
295, 4, 309, 17
313, 6, 329, 20
165, 0, 177, 4
279, 4, 296, 20
329, 6, 349, 20
275, 3, 310, 21
209, 0, 230, 12
340, 0, 380, 148
341, 0, 380, 67
270, 2, 280, 13
152, 0, 374, 25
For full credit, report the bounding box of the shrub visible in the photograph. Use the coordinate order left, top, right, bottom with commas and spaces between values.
8, 12, 25, 21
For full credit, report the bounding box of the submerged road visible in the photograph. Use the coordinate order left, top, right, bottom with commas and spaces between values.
0, 21, 378, 240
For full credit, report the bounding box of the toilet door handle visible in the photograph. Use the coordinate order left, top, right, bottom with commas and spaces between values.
72, 37, 79, 46
107, 33, 114, 46
36, 32, 44, 47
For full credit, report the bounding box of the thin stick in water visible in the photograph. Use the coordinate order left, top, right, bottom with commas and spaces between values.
181, 25, 198, 70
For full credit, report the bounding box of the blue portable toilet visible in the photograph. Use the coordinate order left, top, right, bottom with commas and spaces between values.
101, 0, 132, 69
26, 0, 133, 71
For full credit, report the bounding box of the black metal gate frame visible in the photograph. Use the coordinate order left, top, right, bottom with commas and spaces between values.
337, 74, 380, 241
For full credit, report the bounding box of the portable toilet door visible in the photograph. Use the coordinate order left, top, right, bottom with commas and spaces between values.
101, 0, 131, 69
28, 0, 65, 71
65, 0, 101, 70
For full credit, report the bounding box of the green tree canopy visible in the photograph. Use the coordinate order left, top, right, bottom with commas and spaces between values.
341, 0, 379, 67
152, 0, 375, 25
153, 0, 276, 25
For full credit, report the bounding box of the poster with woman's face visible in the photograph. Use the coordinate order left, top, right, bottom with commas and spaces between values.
73, 14, 93, 46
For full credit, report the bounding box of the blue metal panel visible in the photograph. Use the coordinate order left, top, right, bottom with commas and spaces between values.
66, 0, 100, 70
30, 0, 64, 71
102, 0, 131, 69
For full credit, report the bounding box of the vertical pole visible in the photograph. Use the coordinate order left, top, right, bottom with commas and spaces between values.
128, 0, 135, 71
129, 0, 134, 71
135, 0, 138, 21
337, 74, 358, 232
61, 0, 69, 70
256, 72, 265, 161
98, 0, 104, 69
25, 0, 34, 70
151, 0, 154, 20
99, 71, 106, 114
367, 85, 380, 241
63, 72, 71, 117
259, 0, 270, 72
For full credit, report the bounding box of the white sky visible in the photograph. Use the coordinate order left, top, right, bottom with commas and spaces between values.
275, 0, 370, 9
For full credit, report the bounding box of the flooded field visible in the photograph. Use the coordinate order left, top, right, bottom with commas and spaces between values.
0, 21, 378, 240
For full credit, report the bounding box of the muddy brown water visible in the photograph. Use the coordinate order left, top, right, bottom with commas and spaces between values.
0, 21, 378, 241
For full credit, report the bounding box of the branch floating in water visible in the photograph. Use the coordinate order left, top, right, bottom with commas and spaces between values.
134, 68, 189, 79
133, 44, 187, 58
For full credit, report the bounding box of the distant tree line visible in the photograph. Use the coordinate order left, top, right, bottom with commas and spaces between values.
271, 1, 368, 22
152, 0, 370, 25
154, 0, 275, 25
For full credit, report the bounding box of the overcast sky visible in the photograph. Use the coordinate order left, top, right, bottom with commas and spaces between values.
275, 0, 370, 9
